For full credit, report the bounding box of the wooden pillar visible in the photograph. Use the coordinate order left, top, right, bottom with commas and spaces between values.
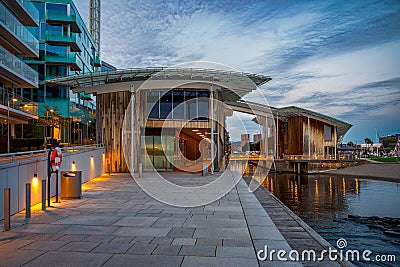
334, 126, 337, 160
210, 84, 214, 174
308, 117, 311, 160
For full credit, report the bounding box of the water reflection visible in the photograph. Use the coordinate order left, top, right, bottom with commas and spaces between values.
252, 171, 400, 266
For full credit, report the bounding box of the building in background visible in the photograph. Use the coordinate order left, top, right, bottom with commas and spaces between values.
0, 0, 39, 153
22, 0, 101, 145
253, 133, 261, 144
241, 133, 250, 152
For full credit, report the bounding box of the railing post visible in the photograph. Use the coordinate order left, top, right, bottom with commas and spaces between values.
55, 171, 59, 203
41, 179, 46, 210
4, 188, 10, 231
139, 163, 142, 178
25, 183, 31, 218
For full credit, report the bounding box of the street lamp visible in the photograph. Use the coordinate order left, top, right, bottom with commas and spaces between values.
7, 91, 18, 153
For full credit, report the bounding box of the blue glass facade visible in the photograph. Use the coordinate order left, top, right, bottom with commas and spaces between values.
23, 0, 100, 144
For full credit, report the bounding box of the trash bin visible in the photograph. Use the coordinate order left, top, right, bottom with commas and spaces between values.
61, 171, 82, 199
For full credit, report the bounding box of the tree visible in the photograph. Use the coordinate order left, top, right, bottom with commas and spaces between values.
35, 106, 69, 147
347, 141, 354, 147
364, 138, 373, 144
250, 142, 260, 151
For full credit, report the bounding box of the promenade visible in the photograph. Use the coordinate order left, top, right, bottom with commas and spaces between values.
326, 162, 400, 182
0, 172, 349, 266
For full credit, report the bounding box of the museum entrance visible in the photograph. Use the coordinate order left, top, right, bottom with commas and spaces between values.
142, 127, 211, 171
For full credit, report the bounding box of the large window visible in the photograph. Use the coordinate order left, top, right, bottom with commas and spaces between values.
46, 3, 67, 15
172, 90, 185, 119
146, 89, 209, 121
46, 65, 67, 79
46, 44, 67, 57
159, 91, 172, 119
324, 125, 332, 141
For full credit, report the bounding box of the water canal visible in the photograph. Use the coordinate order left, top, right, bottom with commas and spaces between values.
260, 173, 400, 266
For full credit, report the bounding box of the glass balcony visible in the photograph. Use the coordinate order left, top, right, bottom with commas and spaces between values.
45, 32, 81, 52
45, 10, 81, 33
93, 56, 101, 67
0, 45, 38, 88
15, 0, 39, 24
0, 87, 38, 117
0, 1, 39, 56
45, 53, 81, 71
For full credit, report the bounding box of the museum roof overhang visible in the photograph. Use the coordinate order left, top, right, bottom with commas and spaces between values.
226, 100, 352, 139
47, 67, 272, 103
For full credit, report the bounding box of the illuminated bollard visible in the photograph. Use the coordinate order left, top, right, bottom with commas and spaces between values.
4, 188, 10, 231
139, 163, 143, 178
41, 180, 46, 211
25, 183, 31, 218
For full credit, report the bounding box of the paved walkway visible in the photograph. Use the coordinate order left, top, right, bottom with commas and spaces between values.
326, 163, 400, 182
0, 172, 299, 267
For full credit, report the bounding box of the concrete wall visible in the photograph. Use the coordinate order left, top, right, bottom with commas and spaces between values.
0, 147, 105, 220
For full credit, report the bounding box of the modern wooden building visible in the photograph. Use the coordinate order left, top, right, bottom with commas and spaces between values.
49, 67, 351, 173
49, 68, 271, 172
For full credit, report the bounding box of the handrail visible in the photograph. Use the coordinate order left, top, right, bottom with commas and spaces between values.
0, 144, 104, 165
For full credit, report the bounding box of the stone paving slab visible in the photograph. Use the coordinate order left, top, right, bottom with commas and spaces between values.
0, 172, 296, 266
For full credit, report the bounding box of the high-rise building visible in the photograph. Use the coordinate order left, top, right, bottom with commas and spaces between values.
241, 133, 250, 152
0, 0, 39, 153
23, 0, 100, 144
253, 133, 261, 144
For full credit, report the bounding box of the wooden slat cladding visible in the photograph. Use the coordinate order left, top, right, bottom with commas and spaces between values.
288, 117, 304, 155
98, 91, 131, 172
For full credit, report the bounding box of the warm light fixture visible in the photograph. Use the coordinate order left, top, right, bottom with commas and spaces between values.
32, 173, 39, 187
196, 132, 202, 135
192, 129, 199, 132
11, 97, 18, 102
72, 161, 76, 171
91, 155, 94, 159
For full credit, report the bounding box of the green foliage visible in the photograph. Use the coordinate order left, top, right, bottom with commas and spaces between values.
369, 156, 399, 162
250, 141, 260, 151
380, 137, 398, 148
364, 138, 372, 144
34, 106, 69, 129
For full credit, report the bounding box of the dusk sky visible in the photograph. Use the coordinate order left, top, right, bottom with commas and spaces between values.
75, 0, 400, 143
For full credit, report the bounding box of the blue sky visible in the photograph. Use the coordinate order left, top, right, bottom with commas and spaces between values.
75, 0, 400, 143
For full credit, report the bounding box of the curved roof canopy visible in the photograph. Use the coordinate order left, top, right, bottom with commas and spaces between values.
48, 67, 271, 89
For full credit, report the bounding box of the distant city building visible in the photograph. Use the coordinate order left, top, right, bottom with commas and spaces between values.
0, 0, 39, 153
253, 133, 261, 144
22, 0, 100, 144
241, 133, 250, 151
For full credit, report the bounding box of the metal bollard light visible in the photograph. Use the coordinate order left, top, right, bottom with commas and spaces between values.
55, 171, 59, 203
4, 188, 10, 231
41, 180, 46, 211
26, 183, 31, 218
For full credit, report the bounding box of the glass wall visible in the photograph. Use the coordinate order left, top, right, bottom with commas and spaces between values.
142, 135, 175, 170
146, 89, 209, 121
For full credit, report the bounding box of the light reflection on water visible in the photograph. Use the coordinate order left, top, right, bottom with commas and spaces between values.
255, 172, 400, 266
